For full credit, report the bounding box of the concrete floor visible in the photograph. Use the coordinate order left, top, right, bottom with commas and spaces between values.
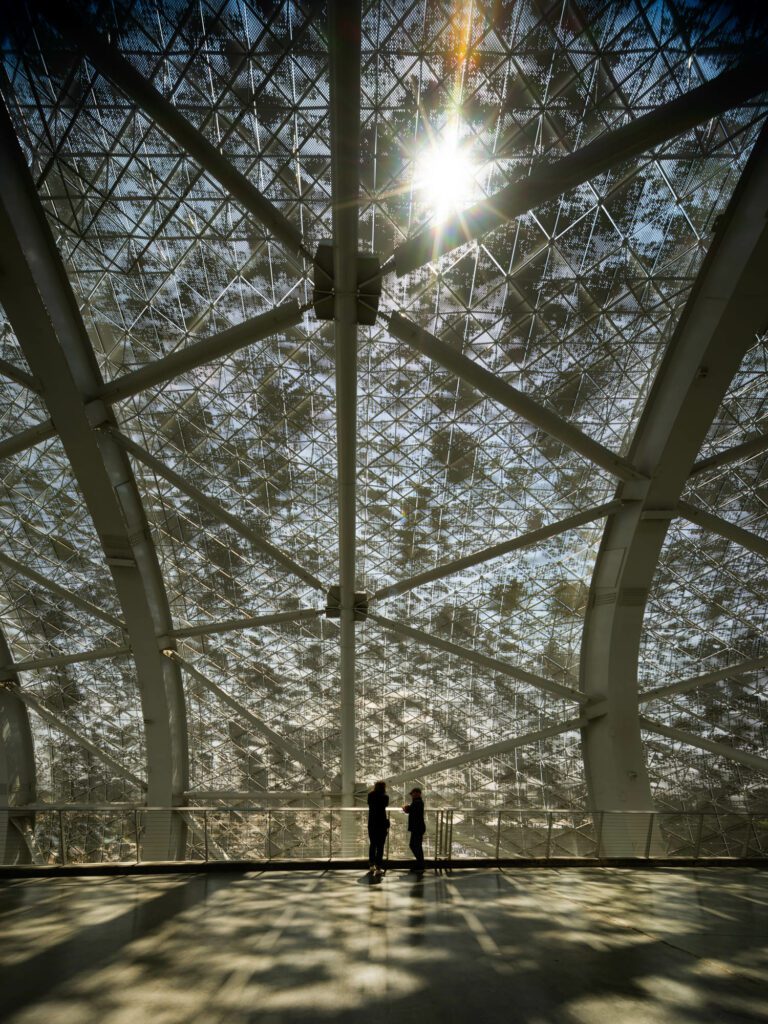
0, 868, 766, 1023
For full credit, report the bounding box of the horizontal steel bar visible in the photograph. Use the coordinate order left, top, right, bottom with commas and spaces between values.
169, 607, 323, 639
373, 500, 621, 601
0, 644, 130, 676
387, 313, 644, 482
98, 302, 303, 403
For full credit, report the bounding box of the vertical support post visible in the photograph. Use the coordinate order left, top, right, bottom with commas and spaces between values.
134, 809, 140, 864
204, 810, 209, 863
595, 810, 604, 859
545, 812, 553, 861
58, 809, 66, 865
329, 0, 362, 844
447, 810, 453, 867
266, 810, 272, 861
742, 815, 752, 858
694, 813, 705, 860
644, 812, 655, 859
328, 808, 334, 860
495, 810, 502, 861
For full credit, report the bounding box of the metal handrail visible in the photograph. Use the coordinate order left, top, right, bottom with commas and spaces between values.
1, 806, 765, 867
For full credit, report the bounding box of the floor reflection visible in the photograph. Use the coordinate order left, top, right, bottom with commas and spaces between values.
0, 867, 766, 1022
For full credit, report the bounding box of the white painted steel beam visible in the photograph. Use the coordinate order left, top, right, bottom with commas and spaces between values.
0, 645, 130, 677
329, 0, 362, 808
168, 608, 322, 640
0, 358, 39, 392
641, 716, 768, 775
387, 312, 644, 482
386, 717, 588, 784
392, 57, 768, 275
40, 0, 309, 263
0, 104, 188, 858
690, 432, 768, 477
107, 426, 325, 592
580, 123, 768, 816
10, 684, 147, 790
167, 651, 332, 786
678, 500, 768, 560
373, 501, 621, 602
98, 303, 303, 404
369, 612, 587, 704
0, 419, 56, 461
639, 656, 768, 704
0, 550, 125, 631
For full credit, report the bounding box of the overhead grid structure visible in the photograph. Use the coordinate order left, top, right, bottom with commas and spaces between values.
0, 0, 767, 862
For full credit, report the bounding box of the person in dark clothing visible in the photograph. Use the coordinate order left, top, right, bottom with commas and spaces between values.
367, 780, 389, 875
402, 787, 426, 870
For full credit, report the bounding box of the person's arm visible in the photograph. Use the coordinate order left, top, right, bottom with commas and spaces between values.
402, 803, 410, 813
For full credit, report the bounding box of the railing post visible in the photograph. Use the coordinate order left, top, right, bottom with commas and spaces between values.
266, 810, 272, 861
594, 810, 604, 859
742, 814, 753, 858
328, 809, 334, 861
495, 810, 502, 862
545, 812, 553, 861
694, 813, 705, 860
203, 810, 209, 863
447, 809, 453, 867
134, 809, 140, 864
58, 809, 66, 866
644, 812, 655, 859
434, 810, 441, 865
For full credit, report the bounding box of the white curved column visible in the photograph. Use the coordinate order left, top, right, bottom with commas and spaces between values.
580, 126, 768, 850
0, 105, 188, 859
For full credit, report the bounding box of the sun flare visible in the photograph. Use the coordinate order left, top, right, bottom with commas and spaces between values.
414, 137, 477, 224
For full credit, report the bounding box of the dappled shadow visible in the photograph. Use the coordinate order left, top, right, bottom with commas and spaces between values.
0, 868, 766, 1022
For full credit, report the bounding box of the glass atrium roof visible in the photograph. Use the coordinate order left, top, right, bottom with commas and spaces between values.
0, 0, 766, 816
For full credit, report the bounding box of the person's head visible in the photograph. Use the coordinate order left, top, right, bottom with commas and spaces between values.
409, 787, 422, 800
372, 780, 387, 794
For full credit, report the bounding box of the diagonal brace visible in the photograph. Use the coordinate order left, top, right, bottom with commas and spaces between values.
392, 56, 768, 275
373, 500, 621, 601
39, 0, 309, 262
387, 313, 644, 482
7, 684, 146, 790
678, 500, 768, 560
369, 612, 587, 704
106, 426, 324, 591
168, 608, 322, 640
386, 716, 588, 784
640, 716, 768, 775
98, 302, 303, 404
0, 550, 125, 630
167, 651, 332, 786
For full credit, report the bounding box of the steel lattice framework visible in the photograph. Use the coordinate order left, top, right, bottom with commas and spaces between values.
0, 0, 767, 861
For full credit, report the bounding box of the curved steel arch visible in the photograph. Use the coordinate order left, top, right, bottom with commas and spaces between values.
580, 124, 768, 847
0, 105, 188, 859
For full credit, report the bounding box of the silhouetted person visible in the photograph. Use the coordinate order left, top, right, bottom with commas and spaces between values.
367, 780, 389, 875
402, 787, 426, 871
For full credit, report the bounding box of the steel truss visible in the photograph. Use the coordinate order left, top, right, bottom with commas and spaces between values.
0, 1, 766, 851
